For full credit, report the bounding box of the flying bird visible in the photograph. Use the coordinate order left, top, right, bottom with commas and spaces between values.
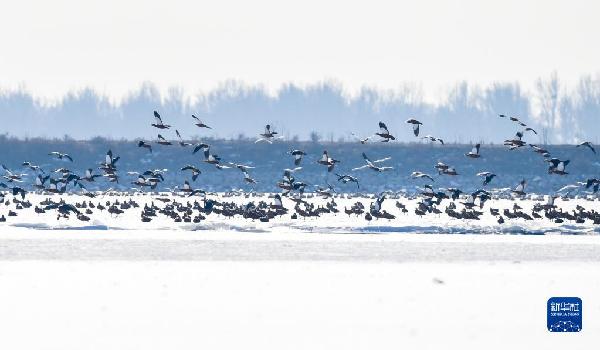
151, 111, 171, 129
256, 124, 281, 144
421, 135, 444, 145
546, 158, 570, 175
156, 134, 172, 146
289, 150, 307, 166
577, 141, 596, 154
465, 144, 481, 158
411, 171, 434, 182
137, 140, 152, 153
180, 165, 202, 181
335, 174, 360, 188
529, 144, 550, 157
192, 115, 212, 129
375, 122, 396, 142
175, 130, 193, 147
49, 152, 73, 162
406, 118, 423, 137
21, 162, 44, 173
476, 172, 496, 186
350, 132, 371, 144
353, 153, 393, 172
317, 151, 340, 172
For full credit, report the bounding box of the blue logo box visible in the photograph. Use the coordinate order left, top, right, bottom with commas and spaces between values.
547, 297, 582, 332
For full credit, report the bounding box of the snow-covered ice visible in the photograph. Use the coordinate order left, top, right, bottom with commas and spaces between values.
1, 193, 599, 349
2, 192, 600, 235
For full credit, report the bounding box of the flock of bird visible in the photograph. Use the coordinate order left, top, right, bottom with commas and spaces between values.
0, 111, 599, 228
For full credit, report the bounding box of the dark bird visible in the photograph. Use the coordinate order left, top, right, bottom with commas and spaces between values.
500, 114, 527, 126
546, 158, 570, 175
192, 143, 210, 154
577, 141, 596, 154
421, 135, 444, 145
138, 140, 152, 153
181, 165, 201, 181
335, 173, 360, 188
289, 150, 307, 166
156, 134, 172, 146
241, 169, 257, 184
256, 124, 280, 143
529, 144, 550, 157
175, 130, 193, 147
203, 147, 229, 168
375, 122, 396, 142
81, 168, 101, 182
151, 111, 171, 129
104, 150, 120, 168
22, 161, 44, 173
12, 186, 27, 200
33, 174, 50, 189
317, 151, 340, 172
476, 172, 496, 186
192, 115, 212, 129
465, 143, 481, 158
434, 162, 450, 174
406, 118, 423, 137
441, 167, 458, 176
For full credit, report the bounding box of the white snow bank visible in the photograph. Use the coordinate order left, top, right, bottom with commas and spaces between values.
0, 261, 597, 349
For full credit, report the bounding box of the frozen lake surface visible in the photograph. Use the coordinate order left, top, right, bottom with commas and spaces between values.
0, 232, 599, 350
1, 193, 599, 349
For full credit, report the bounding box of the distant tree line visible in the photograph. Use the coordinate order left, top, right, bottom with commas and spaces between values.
1, 73, 599, 144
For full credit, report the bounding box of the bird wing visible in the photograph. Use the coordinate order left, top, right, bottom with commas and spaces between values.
587, 143, 596, 154
352, 165, 369, 171
413, 124, 420, 136
378, 122, 389, 134
154, 111, 163, 124
372, 156, 391, 164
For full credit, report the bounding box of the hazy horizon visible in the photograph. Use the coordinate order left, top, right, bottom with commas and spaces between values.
1, 74, 600, 144
2, 0, 600, 143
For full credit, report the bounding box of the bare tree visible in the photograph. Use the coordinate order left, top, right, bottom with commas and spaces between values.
535, 72, 561, 144
309, 131, 321, 143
